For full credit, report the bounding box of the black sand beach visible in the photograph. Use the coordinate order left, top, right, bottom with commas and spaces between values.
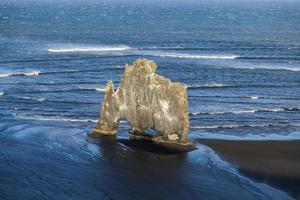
198, 139, 300, 199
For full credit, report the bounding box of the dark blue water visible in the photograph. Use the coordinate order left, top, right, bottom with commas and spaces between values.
0, 0, 299, 199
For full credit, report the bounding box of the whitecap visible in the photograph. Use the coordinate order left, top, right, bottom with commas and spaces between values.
76, 85, 95, 90
24, 70, 40, 76
0, 72, 13, 78
229, 65, 300, 71
249, 96, 259, 99
266, 108, 285, 112
0, 70, 40, 78
20, 96, 45, 102
191, 112, 200, 115
189, 108, 288, 116
228, 110, 257, 114
76, 85, 106, 92
95, 87, 106, 92
14, 114, 98, 123
191, 124, 251, 129
191, 123, 299, 130
158, 52, 237, 60
190, 110, 257, 115
47, 45, 131, 53
0, 91, 4, 96
187, 83, 226, 88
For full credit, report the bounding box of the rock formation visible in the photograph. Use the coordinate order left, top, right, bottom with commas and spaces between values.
92, 59, 190, 145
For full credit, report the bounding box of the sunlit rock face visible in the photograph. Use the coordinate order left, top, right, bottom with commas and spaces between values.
92, 59, 190, 144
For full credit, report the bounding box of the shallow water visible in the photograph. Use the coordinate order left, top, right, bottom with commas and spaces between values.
0, 0, 299, 199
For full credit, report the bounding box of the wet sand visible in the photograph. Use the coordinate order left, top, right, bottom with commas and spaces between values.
198, 139, 300, 199
0, 120, 295, 200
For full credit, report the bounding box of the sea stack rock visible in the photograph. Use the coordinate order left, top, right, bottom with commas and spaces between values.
92, 59, 190, 145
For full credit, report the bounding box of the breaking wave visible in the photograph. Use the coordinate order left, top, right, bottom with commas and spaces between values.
19, 96, 46, 102
249, 96, 259, 99
0, 91, 4, 96
236, 56, 300, 61
191, 123, 300, 129
0, 55, 136, 64
76, 85, 106, 92
47, 45, 239, 60
23, 70, 40, 76
95, 88, 106, 92
14, 114, 99, 123
157, 53, 237, 60
187, 83, 300, 90
47, 45, 132, 53
227, 65, 300, 71
283, 107, 300, 112
190, 107, 299, 116
0, 70, 40, 78
13, 114, 129, 124
187, 83, 226, 89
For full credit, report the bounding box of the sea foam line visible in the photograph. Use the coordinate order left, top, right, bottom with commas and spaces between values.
190, 107, 298, 116
157, 53, 237, 60
191, 123, 300, 129
228, 65, 300, 72
14, 114, 129, 124
95, 87, 106, 92
48, 45, 238, 60
20, 96, 46, 102
0, 70, 40, 78
187, 83, 226, 88
76, 85, 106, 92
48, 45, 132, 53
14, 115, 98, 123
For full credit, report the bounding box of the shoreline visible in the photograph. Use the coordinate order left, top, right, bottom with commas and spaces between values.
198, 139, 300, 199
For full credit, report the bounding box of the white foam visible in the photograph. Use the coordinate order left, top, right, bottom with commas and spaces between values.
191, 131, 300, 141
20, 96, 46, 102
76, 85, 95, 90
187, 83, 226, 88
95, 87, 106, 92
192, 124, 253, 129
0, 91, 4, 96
48, 45, 131, 53
24, 70, 40, 76
190, 108, 286, 116
229, 65, 300, 71
0, 70, 40, 78
228, 110, 257, 114
191, 123, 300, 129
76, 85, 106, 92
249, 96, 259, 99
0, 73, 12, 78
271, 108, 285, 112
158, 52, 237, 60
15, 114, 98, 123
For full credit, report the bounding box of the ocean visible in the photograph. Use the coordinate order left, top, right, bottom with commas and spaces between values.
0, 0, 299, 199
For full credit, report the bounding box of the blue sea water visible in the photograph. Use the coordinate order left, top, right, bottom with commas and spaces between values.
0, 0, 300, 199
